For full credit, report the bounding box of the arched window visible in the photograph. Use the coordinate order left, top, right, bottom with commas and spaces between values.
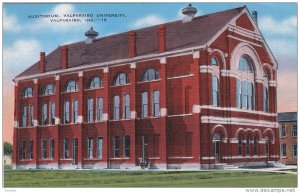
236, 79, 241, 108
253, 136, 258, 155
263, 86, 268, 112
246, 136, 250, 155
22, 87, 33, 98
213, 133, 221, 141
141, 68, 159, 81
114, 73, 128, 86
153, 90, 160, 117
211, 57, 219, 66
123, 94, 130, 119
212, 76, 219, 107
65, 80, 78, 92
43, 84, 55, 95
88, 76, 102, 89
113, 95, 120, 120
238, 135, 243, 156
238, 56, 253, 72
264, 136, 270, 154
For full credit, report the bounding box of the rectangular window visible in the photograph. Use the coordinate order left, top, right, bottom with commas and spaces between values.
50, 102, 55, 125
124, 94, 130, 119
73, 100, 78, 123
236, 80, 241, 108
142, 92, 148, 118
87, 137, 93, 158
123, 135, 130, 157
72, 138, 78, 165
113, 96, 120, 120
153, 90, 160, 117
42, 103, 48, 125
29, 105, 34, 126
246, 137, 250, 156
28, 140, 33, 160
247, 82, 253, 110
263, 86, 268, 112
281, 144, 286, 157
41, 139, 47, 159
241, 81, 247, 109
97, 97, 103, 121
212, 76, 219, 107
293, 144, 297, 157
63, 139, 69, 159
64, 101, 70, 124
238, 137, 242, 156
97, 137, 103, 159
253, 138, 257, 155
22, 105, 27, 127
20, 141, 26, 160
87, 98, 93, 122
280, 124, 286, 137
113, 136, 120, 158
49, 139, 54, 159
292, 123, 297, 137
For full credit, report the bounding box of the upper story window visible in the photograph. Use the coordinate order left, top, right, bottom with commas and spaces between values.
211, 57, 219, 66
43, 84, 55, 95
153, 90, 160, 117
65, 80, 78, 92
280, 123, 286, 137
292, 123, 297, 137
22, 87, 33, 98
88, 76, 103, 89
114, 73, 128, 86
141, 68, 160, 82
238, 56, 253, 72
212, 75, 219, 107
263, 86, 268, 112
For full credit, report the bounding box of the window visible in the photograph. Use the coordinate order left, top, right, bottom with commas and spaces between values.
42, 103, 48, 125
236, 80, 241, 108
28, 140, 33, 160
212, 76, 219, 107
280, 123, 286, 137
64, 101, 70, 124
185, 86, 191, 114
50, 102, 55, 125
153, 90, 160, 117
238, 135, 242, 156
238, 56, 253, 72
41, 139, 47, 159
265, 137, 269, 154
43, 84, 55, 95
281, 144, 286, 157
65, 80, 78, 92
247, 82, 253, 110
22, 87, 33, 98
253, 136, 257, 155
293, 144, 297, 157
63, 139, 69, 159
246, 136, 250, 155
72, 138, 78, 165
21, 105, 27, 127
87, 98, 94, 122
49, 139, 54, 159
124, 135, 130, 157
211, 57, 219, 65
124, 94, 130, 119
114, 73, 128, 85
97, 137, 103, 159
141, 68, 160, 81
29, 105, 34, 126
142, 92, 148, 118
97, 97, 103, 121
241, 81, 247, 109
89, 76, 102, 89
292, 123, 297, 137
87, 137, 93, 158
20, 141, 26, 160
113, 96, 120, 120
263, 86, 268, 112
73, 100, 78, 123
113, 136, 120, 158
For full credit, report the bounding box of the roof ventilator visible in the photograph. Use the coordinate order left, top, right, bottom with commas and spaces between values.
85, 27, 99, 44
182, 4, 198, 23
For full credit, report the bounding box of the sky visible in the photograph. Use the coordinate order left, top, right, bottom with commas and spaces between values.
2, 3, 298, 143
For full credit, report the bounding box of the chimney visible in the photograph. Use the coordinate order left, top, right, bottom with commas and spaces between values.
85, 27, 99, 44
129, 31, 136, 58
252, 11, 258, 26
61, 45, 68, 69
158, 24, 166, 53
39, 52, 45, 73
182, 4, 198, 23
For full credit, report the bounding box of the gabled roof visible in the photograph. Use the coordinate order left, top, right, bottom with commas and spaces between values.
278, 112, 297, 122
16, 6, 245, 78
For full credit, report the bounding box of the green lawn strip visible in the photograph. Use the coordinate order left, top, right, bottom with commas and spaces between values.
4, 170, 297, 188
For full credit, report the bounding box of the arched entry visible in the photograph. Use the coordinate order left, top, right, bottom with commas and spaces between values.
213, 133, 222, 163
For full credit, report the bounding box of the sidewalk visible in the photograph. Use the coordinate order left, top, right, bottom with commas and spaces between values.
229, 165, 297, 175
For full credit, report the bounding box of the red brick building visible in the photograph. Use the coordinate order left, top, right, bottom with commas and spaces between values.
12, 5, 280, 170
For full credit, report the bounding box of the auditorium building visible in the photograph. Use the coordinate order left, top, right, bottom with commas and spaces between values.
12, 5, 280, 170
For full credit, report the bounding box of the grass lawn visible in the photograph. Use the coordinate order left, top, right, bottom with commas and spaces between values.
4, 170, 297, 188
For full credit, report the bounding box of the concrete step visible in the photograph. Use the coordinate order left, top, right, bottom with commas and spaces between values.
223, 164, 239, 169
267, 161, 285, 167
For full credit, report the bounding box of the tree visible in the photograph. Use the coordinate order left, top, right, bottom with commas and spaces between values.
4, 142, 12, 155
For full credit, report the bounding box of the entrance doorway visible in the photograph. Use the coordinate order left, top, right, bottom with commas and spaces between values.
213, 133, 221, 163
